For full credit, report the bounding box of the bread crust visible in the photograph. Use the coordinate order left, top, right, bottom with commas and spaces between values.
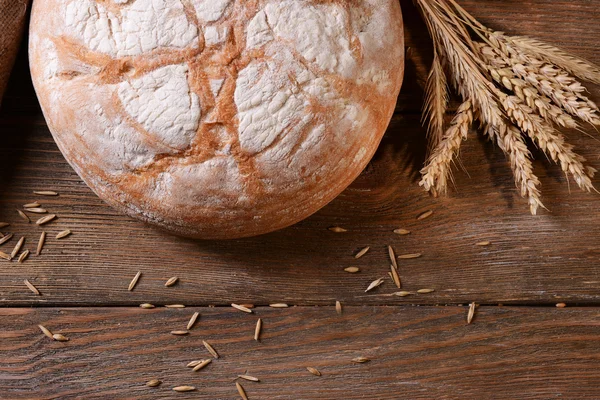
29, 0, 404, 239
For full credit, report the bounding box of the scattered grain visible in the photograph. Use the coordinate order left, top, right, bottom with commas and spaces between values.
344, 267, 360, 273
128, 271, 141, 291
393, 291, 412, 297
146, 379, 161, 387
355, 246, 370, 259
187, 360, 202, 368
328, 227, 347, 233
0, 251, 11, 260
203, 340, 219, 359
240, 304, 255, 309
192, 359, 212, 371
25, 208, 47, 214
23, 202, 40, 208
306, 367, 321, 376
24, 279, 40, 295
52, 333, 69, 342
269, 303, 288, 308
11, 237, 24, 259
365, 278, 384, 292
467, 302, 477, 324
171, 330, 190, 337
165, 277, 179, 287
390, 265, 401, 288
36, 214, 56, 225
236, 382, 249, 400
187, 312, 200, 330
0, 222, 10, 229
18, 250, 30, 263
232, 303, 253, 313
388, 245, 398, 269
238, 375, 260, 382
254, 318, 262, 341
140, 303, 155, 309
476, 241, 491, 246
36, 232, 46, 255
417, 210, 434, 220
38, 325, 53, 339
33, 191, 58, 196
398, 253, 422, 259
352, 357, 370, 363
336, 301, 342, 315
394, 228, 411, 235
165, 304, 185, 308
417, 289, 435, 294
0, 233, 14, 246
56, 230, 72, 239
556, 302, 567, 308
172, 386, 195, 392
16, 209, 30, 222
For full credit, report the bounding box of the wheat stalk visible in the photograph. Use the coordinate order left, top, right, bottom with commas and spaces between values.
420, 100, 473, 196
493, 123, 544, 214
493, 34, 600, 85
476, 43, 579, 129
485, 35, 600, 125
423, 49, 449, 152
415, 0, 600, 213
500, 94, 596, 192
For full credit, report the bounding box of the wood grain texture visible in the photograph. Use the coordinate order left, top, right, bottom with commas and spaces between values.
1, 306, 600, 399
2, 1, 600, 398
3, 113, 600, 306
4, 0, 599, 116
0, 0, 599, 308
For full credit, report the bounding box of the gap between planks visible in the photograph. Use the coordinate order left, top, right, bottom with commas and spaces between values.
1, 303, 599, 309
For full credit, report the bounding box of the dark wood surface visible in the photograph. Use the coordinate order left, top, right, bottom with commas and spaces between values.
1, 0, 600, 398
2, 306, 600, 399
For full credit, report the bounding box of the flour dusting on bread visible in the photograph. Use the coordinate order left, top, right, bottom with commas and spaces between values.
29, 0, 404, 238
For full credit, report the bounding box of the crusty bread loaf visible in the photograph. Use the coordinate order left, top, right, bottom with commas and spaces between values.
29, 0, 404, 239
0, 0, 29, 104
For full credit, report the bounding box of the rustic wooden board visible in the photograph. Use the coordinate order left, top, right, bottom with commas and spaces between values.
2, 1, 600, 398
3, 0, 600, 116
0, 5, 599, 303
1, 306, 599, 399
2, 111, 600, 306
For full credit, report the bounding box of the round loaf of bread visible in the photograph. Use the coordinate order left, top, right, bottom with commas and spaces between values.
29, 0, 404, 239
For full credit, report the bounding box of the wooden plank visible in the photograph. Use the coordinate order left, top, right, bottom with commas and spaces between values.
2, 0, 599, 115
0, 0, 600, 307
1, 306, 599, 399
2, 113, 600, 306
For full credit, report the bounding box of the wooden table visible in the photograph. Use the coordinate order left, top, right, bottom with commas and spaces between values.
1, 1, 600, 398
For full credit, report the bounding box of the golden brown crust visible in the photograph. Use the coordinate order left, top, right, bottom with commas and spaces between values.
29, 0, 404, 238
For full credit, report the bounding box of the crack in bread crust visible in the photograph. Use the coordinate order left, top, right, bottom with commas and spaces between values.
30, 0, 405, 238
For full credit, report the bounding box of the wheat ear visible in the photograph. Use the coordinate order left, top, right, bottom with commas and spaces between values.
491, 123, 544, 214
423, 50, 450, 153
476, 43, 579, 129
501, 35, 600, 85
417, 0, 538, 200
511, 63, 600, 126
415, 0, 598, 213
500, 94, 596, 192
420, 100, 473, 196
447, 0, 600, 85
486, 32, 600, 125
